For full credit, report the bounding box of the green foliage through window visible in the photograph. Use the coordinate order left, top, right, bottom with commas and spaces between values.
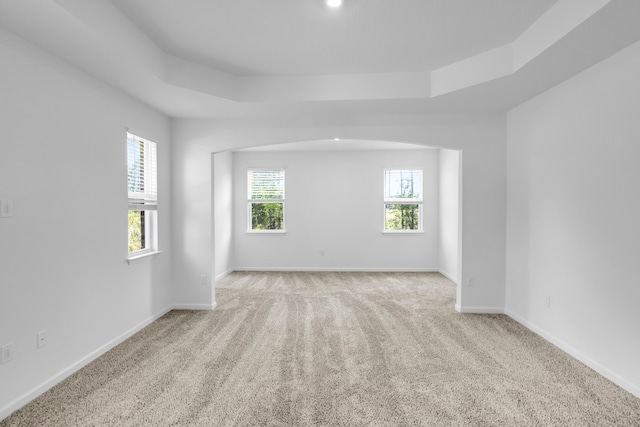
128, 210, 145, 252
385, 204, 420, 230
251, 203, 283, 230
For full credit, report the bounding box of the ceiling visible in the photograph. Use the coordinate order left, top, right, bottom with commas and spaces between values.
110, 0, 557, 76
240, 139, 434, 152
1, 0, 640, 120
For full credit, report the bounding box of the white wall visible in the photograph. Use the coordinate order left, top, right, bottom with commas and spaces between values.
0, 29, 172, 416
438, 149, 460, 282
232, 149, 438, 271
506, 39, 640, 397
213, 151, 234, 280
171, 114, 506, 312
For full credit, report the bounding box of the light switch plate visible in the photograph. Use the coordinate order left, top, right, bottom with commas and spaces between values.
1, 343, 13, 364
0, 200, 13, 218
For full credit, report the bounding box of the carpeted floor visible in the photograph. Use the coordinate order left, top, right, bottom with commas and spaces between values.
2, 271, 639, 426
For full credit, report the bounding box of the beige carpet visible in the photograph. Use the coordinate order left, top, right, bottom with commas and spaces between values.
2, 272, 639, 426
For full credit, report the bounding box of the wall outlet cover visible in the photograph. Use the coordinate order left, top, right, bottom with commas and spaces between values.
0, 200, 13, 218
37, 331, 47, 348
1, 344, 13, 364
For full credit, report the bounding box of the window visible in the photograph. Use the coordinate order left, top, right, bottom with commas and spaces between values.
127, 132, 158, 255
383, 169, 423, 231
247, 169, 285, 232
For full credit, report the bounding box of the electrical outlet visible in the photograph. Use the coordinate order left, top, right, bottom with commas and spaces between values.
545, 296, 551, 308
1, 343, 13, 364
37, 331, 47, 349
200, 275, 207, 286
319, 250, 325, 256
0, 200, 13, 218
466, 278, 476, 287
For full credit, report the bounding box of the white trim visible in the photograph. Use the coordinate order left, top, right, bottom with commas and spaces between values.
438, 270, 457, 283
233, 267, 439, 273
456, 306, 505, 314
246, 230, 287, 234
215, 269, 234, 281
505, 310, 640, 399
0, 303, 219, 421
171, 303, 217, 311
455, 149, 464, 315
381, 230, 424, 235
125, 250, 162, 265
0, 305, 173, 421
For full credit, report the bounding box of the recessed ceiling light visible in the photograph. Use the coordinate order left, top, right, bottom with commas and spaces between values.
334, 138, 340, 141
326, 0, 342, 8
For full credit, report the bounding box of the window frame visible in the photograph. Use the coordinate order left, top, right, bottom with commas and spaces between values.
382, 169, 424, 233
127, 132, 159, 258
247, 168, 286, 233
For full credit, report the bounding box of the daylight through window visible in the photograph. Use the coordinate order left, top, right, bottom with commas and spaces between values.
248, 169, 285, 231
384, 169, 423, 231
127, 132, 158, 254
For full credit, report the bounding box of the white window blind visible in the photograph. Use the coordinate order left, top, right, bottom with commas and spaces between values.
384, 169, 422, 202
248, 169, 285, 200
127, 133, 157, 211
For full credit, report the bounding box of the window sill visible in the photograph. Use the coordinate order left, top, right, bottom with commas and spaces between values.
246, 230, 287, 235
126, 250, 162, 265
382, 230, 424, 235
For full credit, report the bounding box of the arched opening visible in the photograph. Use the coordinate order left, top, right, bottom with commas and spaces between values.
212, 138, 462, 309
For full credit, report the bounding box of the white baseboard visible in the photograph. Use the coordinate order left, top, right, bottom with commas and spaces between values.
0, 303, 219, 421
438, 270, 457, 283
0, 304, 174, 421
215, 269, 234, 281
456, 306, 505, 314
505, 310, 640, 399
233, 267, 439, 273
171, 302, 217, 311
